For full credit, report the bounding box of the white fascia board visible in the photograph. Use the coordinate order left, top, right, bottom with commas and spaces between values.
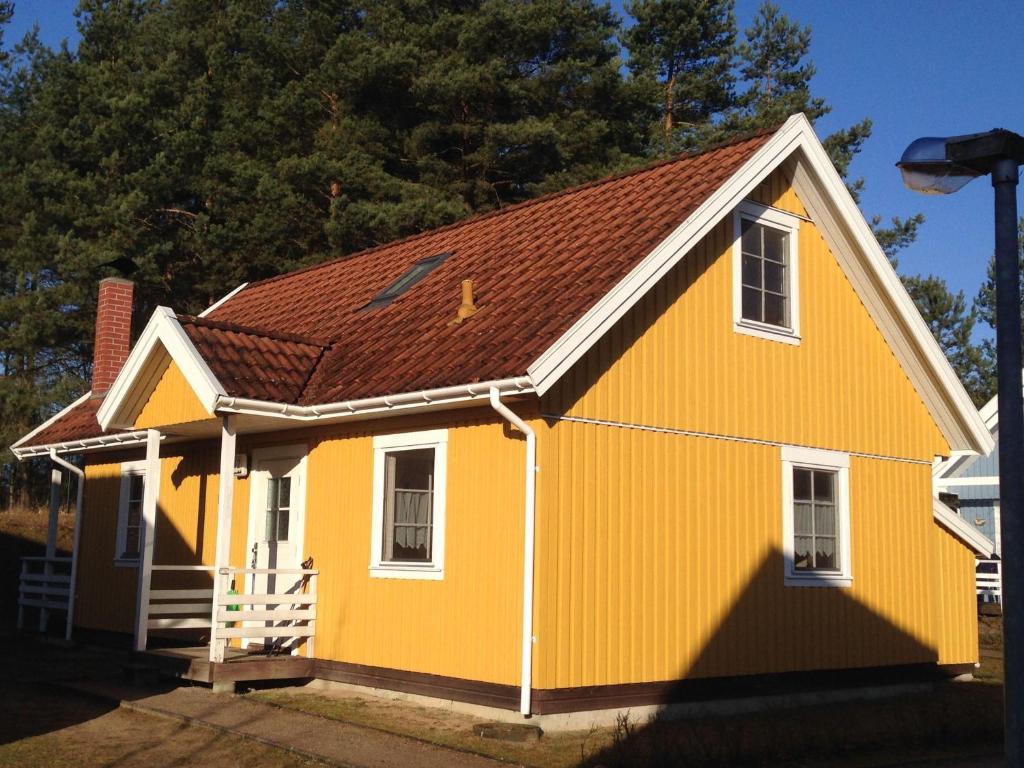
527, 114, 812, 395
785, 126, 992, 456
96, 306, 227, 430
979, 392, 999, 429
933, 497, 994, 557
10, 391, 93, 455
198, 282, 249, 318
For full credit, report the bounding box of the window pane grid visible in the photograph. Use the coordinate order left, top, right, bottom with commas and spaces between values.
740, 219, 789, 329
122, 473, 145, 559
793, 468, 839, 572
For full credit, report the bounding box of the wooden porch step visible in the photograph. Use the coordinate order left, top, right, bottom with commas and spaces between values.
137, 646, 315, 685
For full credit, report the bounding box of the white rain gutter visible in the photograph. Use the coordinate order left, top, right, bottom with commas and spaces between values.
49, 449, 84, 641
13, 430, 151, 460
215, 376, 534, 421
488, 387, 537, 717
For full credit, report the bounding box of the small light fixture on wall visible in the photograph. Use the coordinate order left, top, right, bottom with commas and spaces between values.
233, 453, 249, 478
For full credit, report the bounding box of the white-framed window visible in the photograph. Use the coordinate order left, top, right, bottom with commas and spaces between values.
370, 429, 447, 580
781, 446, 852, 587
115, 459, 146, 566
733, 200, 801, 344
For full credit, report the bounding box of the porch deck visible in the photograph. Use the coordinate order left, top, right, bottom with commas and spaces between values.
139, 645, 314, 684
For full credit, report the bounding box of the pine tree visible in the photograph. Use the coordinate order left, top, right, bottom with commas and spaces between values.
623, 0, 736, 154
903, 275, 989, 405
972, 217, 1024, 402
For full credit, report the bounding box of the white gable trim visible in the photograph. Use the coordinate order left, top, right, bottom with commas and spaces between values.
526, 113, 991, 455
527, 115, 808, 396
933, 497, 994, 557
96, 307, 226, 430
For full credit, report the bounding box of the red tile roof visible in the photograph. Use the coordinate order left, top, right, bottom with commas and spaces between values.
18, 129, 775, 448
209, 130, 774, 404
21, 397, 106, 448
178, 316, 327, 404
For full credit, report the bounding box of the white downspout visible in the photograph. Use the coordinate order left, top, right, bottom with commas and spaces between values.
50, 449, 84, 642
489, 387, 537, 716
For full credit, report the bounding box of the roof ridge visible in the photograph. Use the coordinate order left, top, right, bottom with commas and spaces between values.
177, 314, 330, 348
237, 125, 783, 294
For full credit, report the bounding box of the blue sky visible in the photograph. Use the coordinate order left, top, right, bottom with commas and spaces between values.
8, 0, 1024, 336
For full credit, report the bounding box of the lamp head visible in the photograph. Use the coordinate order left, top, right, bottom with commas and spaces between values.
897, 129, 1024, 195
896, 136, 983, 195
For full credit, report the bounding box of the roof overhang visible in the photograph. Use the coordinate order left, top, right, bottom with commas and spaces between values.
96, 306, 226, 430
526, 113, 992, 456
933, 497, 995, 557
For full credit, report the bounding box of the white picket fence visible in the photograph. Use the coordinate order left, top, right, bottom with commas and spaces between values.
17, 556, 73, 630
977, 558, 1002, 604
147, 564, 217, 632
145, 564, 318, 662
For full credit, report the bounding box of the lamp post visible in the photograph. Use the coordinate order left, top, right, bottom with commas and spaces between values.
898, 129, 1024, 765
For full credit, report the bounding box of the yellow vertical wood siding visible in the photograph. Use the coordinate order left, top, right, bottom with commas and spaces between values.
73, 166, 976, 693
533, 421, 948, 688
303, 414, 525, 685
76, 458, 139, 633
77, 445, 251, 636
134, 359, 211, 429
543, 168, 948, 463
933, 524, 980, 665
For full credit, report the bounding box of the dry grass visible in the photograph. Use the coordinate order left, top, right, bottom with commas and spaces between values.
250, 689, 607, 767
252, 676, 1003, 768
0, 507, 76, 625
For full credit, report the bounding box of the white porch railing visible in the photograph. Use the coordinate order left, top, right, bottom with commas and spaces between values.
146, 565, 216, 632
17, 556, 73, 631
977, 558, 1002, 604
209, 567, 318, 662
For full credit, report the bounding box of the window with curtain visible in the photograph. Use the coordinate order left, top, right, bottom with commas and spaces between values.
382, 448, 435, 562
792, 467, 839, 572
370, 429, 447, 579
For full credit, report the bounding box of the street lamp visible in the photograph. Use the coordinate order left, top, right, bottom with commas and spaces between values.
898, 129, 1024, 766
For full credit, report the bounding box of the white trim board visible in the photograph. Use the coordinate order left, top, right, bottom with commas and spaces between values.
933, 497, 994, 557
526, 113, 990, 455
97, 307, 226, 430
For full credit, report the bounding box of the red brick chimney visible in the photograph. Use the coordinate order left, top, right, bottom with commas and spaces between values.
92, 277, 134, 396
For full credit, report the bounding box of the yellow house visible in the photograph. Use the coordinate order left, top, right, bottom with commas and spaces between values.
13, 114, 994, 719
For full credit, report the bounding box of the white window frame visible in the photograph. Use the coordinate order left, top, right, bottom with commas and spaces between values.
369, 429, 448, 580
115, 459, 147, 567
733, 200, 802, 345
781, 445, 852, 588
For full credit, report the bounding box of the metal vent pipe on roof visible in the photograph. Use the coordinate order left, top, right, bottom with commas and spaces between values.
452, 279, 478, 324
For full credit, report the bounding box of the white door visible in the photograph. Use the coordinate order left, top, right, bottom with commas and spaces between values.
244, 448, 307, 650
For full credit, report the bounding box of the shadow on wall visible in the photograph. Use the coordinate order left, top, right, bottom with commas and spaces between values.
67, 446, 222, 645
574, 547, 991, 767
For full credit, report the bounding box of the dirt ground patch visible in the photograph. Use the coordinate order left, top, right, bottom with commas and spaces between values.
0, 694, 321, 768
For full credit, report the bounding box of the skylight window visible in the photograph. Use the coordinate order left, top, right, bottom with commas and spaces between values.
362, 252, 451, 310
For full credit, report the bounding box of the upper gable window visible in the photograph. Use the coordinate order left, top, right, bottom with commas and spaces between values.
732, 201, 801, 344
362, 252, 451, 310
